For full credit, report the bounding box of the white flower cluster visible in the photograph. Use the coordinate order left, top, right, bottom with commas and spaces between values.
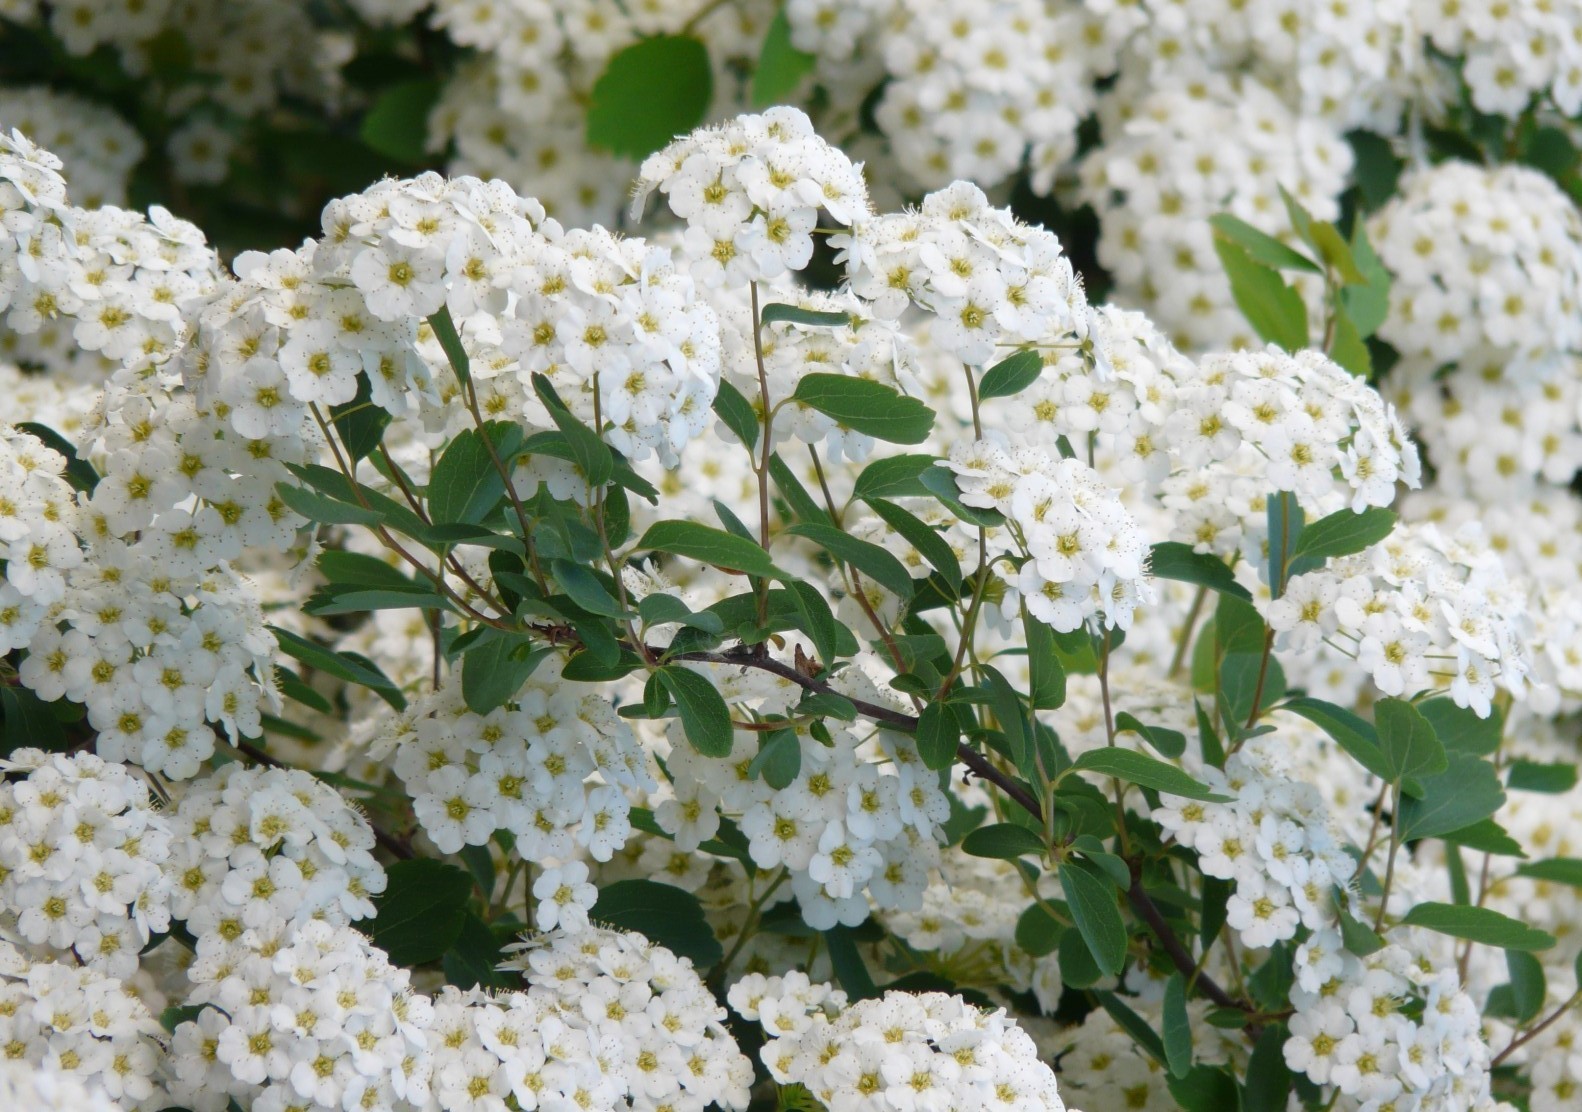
1150, 346, 1420, 572
1422, 0, 1582, 116
1079, 69, 1352, 351
1157, 734, 1491, 1109
498, 925, 753, 1112
1283, 939, 1490, 1109
785, 0, 1096, 193
843, 181, 1093, 365
881, 849, 1064, 1012
946, 440, 1153, 632
656, 673, 948, 930
0, 125, 217, 379
382, 658, 651, 857
0, 426, 83, 651
0, 750, 172, 978
1371, 161, 1582, 381
2, 87, 143, 208
1155, 743, 1356, 952
0, 1058, 123, 1112
1270, 520, 1531, 715
1081, 0, 1411, 131
173, 918, 429, 1112
0, 944, 164, 1109
635, 106, 872, 286
422, 0, 766, 223
730, 976, 1067, 1112
163, 762, 387, 943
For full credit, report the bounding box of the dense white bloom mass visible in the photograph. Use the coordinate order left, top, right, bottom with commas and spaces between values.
3, 6, 1582, 1096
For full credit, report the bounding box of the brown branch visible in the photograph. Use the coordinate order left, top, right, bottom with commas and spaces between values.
1126, 874, 1255, 1022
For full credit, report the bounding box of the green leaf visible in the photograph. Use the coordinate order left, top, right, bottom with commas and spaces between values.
1514, 858, 1582, 887
461, 632, 551, 715
751, 7, 816, 105
978, 349, 1044, 399
17, 422, 98, 493
1290, 507, 1396, 562
852, 454, 940, 502
785, 579, 841, 670
1148, 542, 1252, 601
330, 381, 393, 464
587, 35, 712, 159
1348, 130, 1403, 216
1310, 221, 1368, 285
658, 666, 733, 758
443, 912, 514, 990
1058, 924, 1103, 988
712, 380, 759, 451
867, 498, 961, 587
1242, 1026, 1293, 1112
916, 464, 1004, 528
637, 593, 724, 634
1208, 214, 1321, 274
531, 374, 613, 487
1340, 220, 1392, 336
275, 480, 385, 526
1265, 491, 1303, 598
1070, 748, 1228, 802
1418, 697, 1502, 756
1337, 892, 1385, 956
428, 306, 471, 387
785, 521, 915, 601
1062, 857, 1127, 976
1114, 712, 1185, 759
638, 520, 782, 579
1376, 697, 1447, 783
1507, 950, 1546, 1024
961, 823, 1045, 860
551, 560, 629, 618
823, 924, 878, 1000
1507, 759, 1577, 793
1399, 752, 1504, 841
590, 879, 723, 967
1170, 1066, 1243, 1112
790, 373, 936, 445
1023, 612, 1067, 712
1279, 697, 1391, 783
360, 80, 441, 164
914, 702, 960, 772
1094, 991, 1165, 1065
1326, 309, 1372, 378
271, 626, 405, 709
747, 728, 801, 790
1015, 903, 1064, 957
760, 304, 852, 329
370, 859, 473, 967
1213, 236, 1309, 351
1163, 972, 1192, 1078
1, 686, 65, 755
1399, 903, 1554, 951
428, 422, 523, 525
1441, 818, 1525, 857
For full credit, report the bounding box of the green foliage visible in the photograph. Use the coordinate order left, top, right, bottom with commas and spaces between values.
587, 35, 713, 159
657, 665, 734, 757
590, 879, 723, 967
1062, 856, 1127, 976
978, 349, 1044, 399
371, 860, 475, 967
360, 80, 441, 164
790, 373, 937, 444
752, 9, 816, 106
1211, 233, 1309, 350
1070, 747, 1227, 802
1398, 903, 1555, 951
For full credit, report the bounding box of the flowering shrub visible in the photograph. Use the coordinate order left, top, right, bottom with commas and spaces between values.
5, 4, 1582, 1112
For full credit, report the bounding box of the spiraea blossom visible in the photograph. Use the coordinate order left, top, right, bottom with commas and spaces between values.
731, 977, 1067, 1112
